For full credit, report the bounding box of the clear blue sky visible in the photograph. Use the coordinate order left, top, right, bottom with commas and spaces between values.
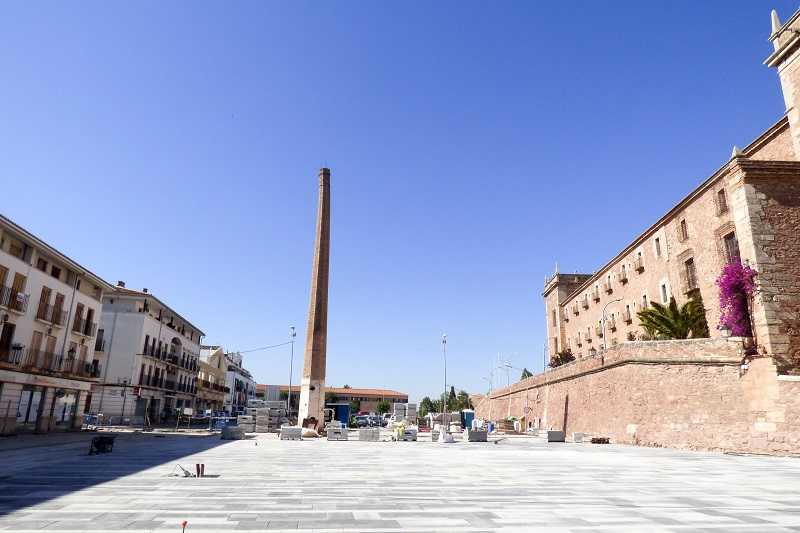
1, 1, 796, 401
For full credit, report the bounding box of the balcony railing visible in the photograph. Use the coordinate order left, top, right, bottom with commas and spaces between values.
0, 286, 29, 313
591, 288, 600, 302
608, 317, 617, 331
36, 304, 67, 327
575, 336, 582, 347
572, 303, 580, 316
594, 325, 602, 337
619, 269, 628, 284
680, 271, 699, 294
4, 348, 96, 378
164, 380, 176, 390
603, 281, 613, 294
622, 309, 632, 324
72, 318, 97, 337
0, 345, 25, 365
563, 310, 570, 322
634, 257, 645, 273
581, 295, 589, 309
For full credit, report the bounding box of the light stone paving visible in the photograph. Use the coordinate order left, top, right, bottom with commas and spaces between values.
1, 431, 800, 532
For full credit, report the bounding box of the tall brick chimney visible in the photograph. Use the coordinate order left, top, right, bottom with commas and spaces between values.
765, 8, 800, 160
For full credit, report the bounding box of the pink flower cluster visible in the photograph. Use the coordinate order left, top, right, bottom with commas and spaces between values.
716, 262, 757, 336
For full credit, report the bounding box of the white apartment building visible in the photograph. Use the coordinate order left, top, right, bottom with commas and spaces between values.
91, 284, 204, 424
218, 350, 255, 414
0, 214, 114, 434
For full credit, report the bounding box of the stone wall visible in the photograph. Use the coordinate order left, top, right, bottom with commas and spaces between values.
474, 338, 800, 454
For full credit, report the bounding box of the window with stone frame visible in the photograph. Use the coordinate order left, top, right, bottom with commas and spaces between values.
678, 218, 689, 242
723, 232, 740, 264
716, 189, 729, 215
654, 237, 662, 258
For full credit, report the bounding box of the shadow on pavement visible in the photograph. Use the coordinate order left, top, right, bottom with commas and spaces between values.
0, 430, 231, 517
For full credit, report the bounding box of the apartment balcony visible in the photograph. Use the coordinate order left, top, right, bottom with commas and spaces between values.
603, 281, 613, 294
608, 317, 617, 331
563, 310, 570, 322
634, 257, 645, 273
591, 288, 600, 302
0, 286, 29, 314
36, 304, 67, 327
585, 335, 592, 343
594, 324, 602, 337
622, 309, 633, 324
572, 303, 580, 316
581, 295, 589, 309
680, 271, 699, 294
574, 337, 582, 347
71, 318, 97, 338
619, 269, 629, 284
9, 349, 95, 379
0, 345, 25, 366
164, 380, 176, 391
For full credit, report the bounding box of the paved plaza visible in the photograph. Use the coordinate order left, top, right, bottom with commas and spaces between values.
1, 431, 800, 532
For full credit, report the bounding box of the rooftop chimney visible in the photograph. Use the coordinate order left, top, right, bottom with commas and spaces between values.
142, 288, 148, 294
117, 281, 126, 288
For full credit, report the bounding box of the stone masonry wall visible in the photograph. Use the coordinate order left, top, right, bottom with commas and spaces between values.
474, 339, 800, 454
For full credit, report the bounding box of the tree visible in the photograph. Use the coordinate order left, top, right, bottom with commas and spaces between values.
637, 296, 709, 340
549, 350, 575, 368
456, 389, 473, 410
343, 384, 351, 389
419, 396, 434, 417
349, 399, 360, 413
447, 386, 458, 411
520, 368, 533, 380
376, 400, 390, 414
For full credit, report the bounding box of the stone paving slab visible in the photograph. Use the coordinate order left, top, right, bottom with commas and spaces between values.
1, 432, 800, 531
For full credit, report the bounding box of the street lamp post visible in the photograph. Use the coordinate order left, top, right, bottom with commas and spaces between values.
601, 298, 623, 350
287, 326, 296, 419
441, 334, 447, 439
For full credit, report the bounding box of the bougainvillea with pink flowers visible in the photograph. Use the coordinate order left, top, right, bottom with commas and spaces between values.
716, 262, 758, 336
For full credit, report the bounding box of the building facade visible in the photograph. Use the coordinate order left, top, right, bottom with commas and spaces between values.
90, 284, 204, 423
218, 350, 255, 414
259, 384, 408, 414
196, 346, 227, 413
0, 215, 114, 434
543, 9, 800, 374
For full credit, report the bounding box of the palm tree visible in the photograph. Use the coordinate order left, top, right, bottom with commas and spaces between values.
520, 368, 533, 380
636, 297, 709, 340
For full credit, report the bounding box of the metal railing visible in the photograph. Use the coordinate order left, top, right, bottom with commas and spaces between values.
0, 286, 29, 313
36, 303, 67, 326
581, 295, 589, 309
622, 309, 632, 323
634, 257, 644, 272
603, 281, 613, 294
72, 317, 97, 337
618, 268, 628, 283
680, 270, 699, 294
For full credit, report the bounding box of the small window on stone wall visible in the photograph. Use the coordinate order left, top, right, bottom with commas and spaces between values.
678, 219, 689, 242
716, 189, 729, 215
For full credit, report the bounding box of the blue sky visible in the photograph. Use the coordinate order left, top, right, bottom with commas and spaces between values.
1, 1, 796, 401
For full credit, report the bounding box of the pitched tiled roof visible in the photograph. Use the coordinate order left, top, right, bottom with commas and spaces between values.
259, 384, 407, 398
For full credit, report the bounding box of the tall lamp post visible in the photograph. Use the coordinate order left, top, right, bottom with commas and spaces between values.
287, 326, 296, 418
441, 334, 448, 439
601, 298, 623, 350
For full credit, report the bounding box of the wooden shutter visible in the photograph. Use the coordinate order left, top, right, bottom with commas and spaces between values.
73, 303, 84, 331
29, 331, 43, 368
11, 273, 26, 293
0, 265, 8, 287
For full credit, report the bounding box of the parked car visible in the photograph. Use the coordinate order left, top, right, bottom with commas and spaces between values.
355, 415, 370, 427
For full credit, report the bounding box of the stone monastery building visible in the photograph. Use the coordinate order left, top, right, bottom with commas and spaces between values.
545, 9, 800, 374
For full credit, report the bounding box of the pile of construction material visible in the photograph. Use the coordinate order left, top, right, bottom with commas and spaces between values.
221, 425, 245, 440
245, 399, 289, 432
392, 402, 419, 425
359, 427, 380, 441
280, 426, 302, 440
237, 414, 255, 433
326, 421, 348, 441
